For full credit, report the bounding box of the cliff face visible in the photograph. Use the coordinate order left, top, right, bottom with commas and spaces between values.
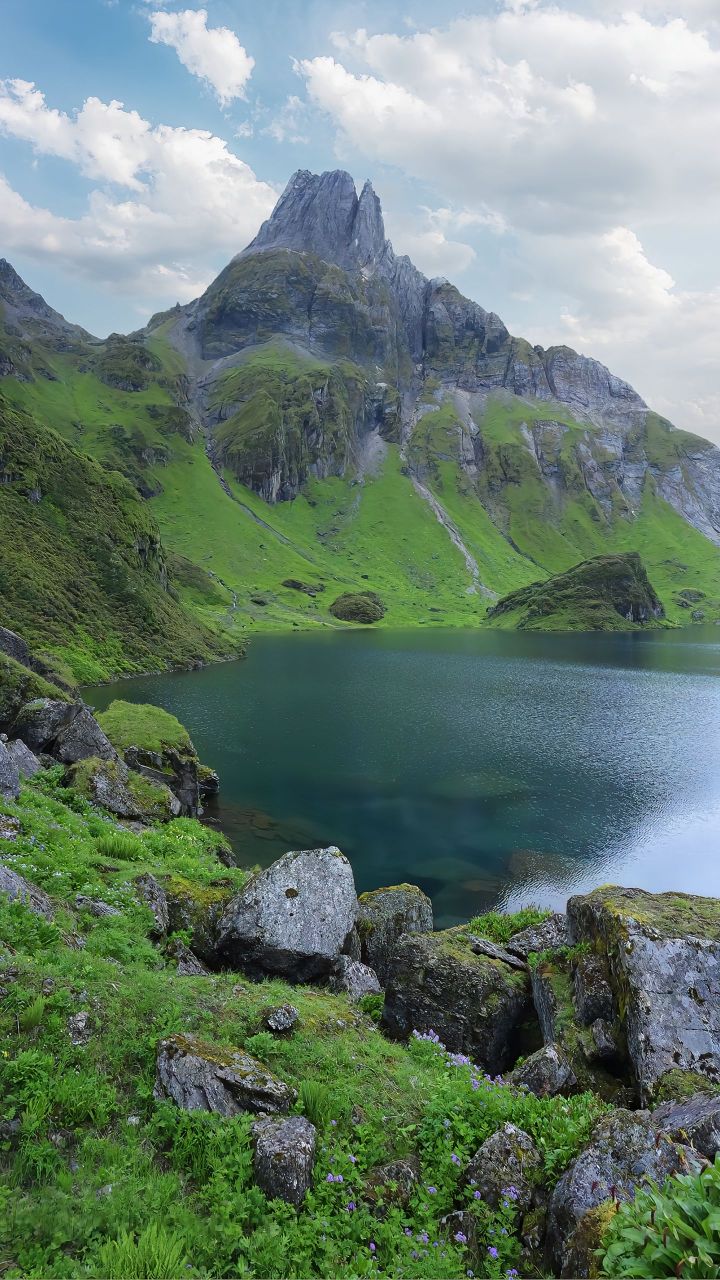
163, 170, 720, 556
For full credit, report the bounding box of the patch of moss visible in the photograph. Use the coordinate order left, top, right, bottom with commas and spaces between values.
582, 886, 720, 943
653, 1069, 720, 1105
98, 701, 193, 757
329, 591, 385, 623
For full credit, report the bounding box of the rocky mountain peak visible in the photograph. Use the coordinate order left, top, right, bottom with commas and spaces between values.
0, 258, 93, 342
245, 169, 388, 270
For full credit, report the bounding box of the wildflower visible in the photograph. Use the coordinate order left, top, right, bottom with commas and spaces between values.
369, 1242, 376, 1253
404, 1228, 413, 1237
345, 1202, 356, 1213
331, 1120, 337, 1127
451, 1153, 461, 1165
473, 1191, 482, 1200
411, 1251, 418, 1260
326, 1173, 334, 1182
419, 1232, 429, 1244
427, 1185, 437, 1195
488, 1246, 498, 1259
349, 1154, 357, 1163
506, 1271, 519, 1278
454, 1231, 468, 1244
503, 1185, 519, 1201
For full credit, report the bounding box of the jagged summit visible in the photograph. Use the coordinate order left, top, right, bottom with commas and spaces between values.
245, 169, 389, 270
0, 258, 94, 344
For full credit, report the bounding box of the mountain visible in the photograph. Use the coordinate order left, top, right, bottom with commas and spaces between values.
1, 169, 719, 673
487, 551, 665, 631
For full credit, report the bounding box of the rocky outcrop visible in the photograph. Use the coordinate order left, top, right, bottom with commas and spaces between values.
67, 757, 180, 823
154, 1033, 295, 1116
654, 1093, 720, 1162
53, 706, 117, 765
509, 1044, 578, 1098
507, 913, 568, 960
568, 886, 720, 1103
0, 863, 54, 920
487, 553, 665, 631
356, 883, 433, 985
381, 926, 532, 1073
13, 698, 78, 752
135, 873, 169, 939
465, 1123, 541, 1215
4, 738, 42, 780
545, 1109, 696, 1277
0, 740, 20, 800
216, 847, 358, 980
252, 1115, 317, 1206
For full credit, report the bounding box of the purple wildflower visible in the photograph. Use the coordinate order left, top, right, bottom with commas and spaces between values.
454, 1231, 468, 1244
349, 1154, 357, 1163
451, 1153, 461, 1165
488, 1246, 499, 1259
427, 1185, 437, 1195
369, 1242, 376, 1254
473, 1190, 482, 1200
419, 1232, 429, 1244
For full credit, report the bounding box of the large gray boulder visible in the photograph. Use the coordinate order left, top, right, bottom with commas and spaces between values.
568, 887, 720, 1103
54, 706, 117, 764
0, 863, 54, 920
328, 955, 382, 1001
507, 913, 568, 960
5, 739, 42, 780
382, 926, 532, 1073
252, 1115, 317, 1205
356, 883, 433, 984
154, 1033, 295, 1116
654, 1092, 720, 1162
216, 848, 358, 980
546, 1109, 696, 1277
13, 698, 77, 751
0, 740, 20, 800
465, 1123, 541, 1216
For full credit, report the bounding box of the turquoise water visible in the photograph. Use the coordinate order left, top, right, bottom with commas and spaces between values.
86, 627, 720, 926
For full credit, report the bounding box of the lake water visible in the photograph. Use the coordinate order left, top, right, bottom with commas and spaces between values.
86, 627, 720, 927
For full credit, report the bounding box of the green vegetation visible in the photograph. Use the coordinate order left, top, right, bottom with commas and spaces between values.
0, 770, 611, 1279
97, 701, 193, 755
600, 1158, 720, 1278
467, 907, 551, 946
329, 592, 386, 623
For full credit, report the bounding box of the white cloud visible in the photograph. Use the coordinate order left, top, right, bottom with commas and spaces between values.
0, 80, 275, 318
298, 7, 720, 440
148, 8, 254, 106
263, 95, 309, 144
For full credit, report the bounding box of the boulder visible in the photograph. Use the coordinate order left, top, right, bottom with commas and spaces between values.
5, 739, 42, 780
507, 913, 568, 960
168, 941, 211, 976
382, 927, 532, 1074
329, 592, 385, 623
164, 878, 232, 964
509, 1044, 578, 1098
252, 1115, 317, 1206
356, 883, 433, 984
124, 745, 201, 817
54, 706, 117, 764
216, 847, 358, 980
568, 887, 720, 1103
67, 757, 181, 823
0, 740, 20, 800
545, 1109, 696, 1277
654, 1093, 720, 1162
328, 955, 382, 1001
264, 1004, 299, 1034
13, 698, 78, 752
572, 953, 615, 1026
154, 1033, 295, 1117
367, 1157, 420, 1207
134, 873, 169, 939
74, 895, 121, 918
464, 1123, 541, 1215
0, 863, 53, 920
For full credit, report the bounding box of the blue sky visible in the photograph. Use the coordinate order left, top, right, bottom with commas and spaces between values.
1, 0, 719, 440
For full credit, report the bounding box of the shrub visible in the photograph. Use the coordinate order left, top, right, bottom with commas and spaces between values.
601, 1157, 720, 1278
467, 906, 551, 946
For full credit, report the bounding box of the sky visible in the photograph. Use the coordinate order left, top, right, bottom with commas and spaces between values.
1, 0, 719, 442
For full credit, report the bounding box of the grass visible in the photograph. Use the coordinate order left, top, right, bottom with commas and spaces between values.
0, 768, 610, 1280
97, 701, 193, 755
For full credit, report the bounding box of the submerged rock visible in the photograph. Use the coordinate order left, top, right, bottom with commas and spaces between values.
356, 883, 433, 984
216, 847, 357, 980
252, 1115, 317, 1206
154, 1032, 295, 1116
382, 926, 532, 1073
568, 886, 720, 1102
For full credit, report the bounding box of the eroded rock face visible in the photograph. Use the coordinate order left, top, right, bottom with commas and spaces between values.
216, 848, 358, 980
509, 1044, 578, 1099
154, 1033, 295, 1116
54, 706, 117, 764
0, 740, 20, 800
507, 914, 568, 960
0, 863, 53, 919
328, 955, 382, 1001
568, 887, 720, 1103
465, 1123, 541, 1215
381, 927, 532, 1073
654, 1093, 720, 1163
545, 1109, 695, 1277
252, 1115, 317, 1206
13, 698, 77, 752
134, 873, 169, 939
572, 954, 615, 1026
68, 757, 180, 823
5, 739, 42, 780
356, 883, 433, 985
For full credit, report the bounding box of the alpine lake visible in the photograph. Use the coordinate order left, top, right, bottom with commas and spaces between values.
86, 626, 720, 928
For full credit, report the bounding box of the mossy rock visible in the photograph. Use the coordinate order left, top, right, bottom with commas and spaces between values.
487, 552, 665, 631
69, 756, 178, 823
0, 652, 71, 733
98, 700, 194, 758
329, 591, 385, 623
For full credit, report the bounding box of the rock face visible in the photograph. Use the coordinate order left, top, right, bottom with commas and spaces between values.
545, 1109, 695, 1277
0, 863, 54, 919
4, 739, 42, 780
654, 1093, 720, 1162
568, 886, 720, 1103
465, 1123, 541, 1215
507, 913, 568, 960
216, 848, 358, 980
13, 698, 77, 752
68, 757, 180, 823
487, 553, 665, 631
134, 873, 169, 939
356, 883, 433, 985
328, 956, 382, 1001
53, 706, 117, 765
154, 1033, 295, 1116
252, 1115, 317, 1206
382, 927, 532, 1073
0, 740, 20, 800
